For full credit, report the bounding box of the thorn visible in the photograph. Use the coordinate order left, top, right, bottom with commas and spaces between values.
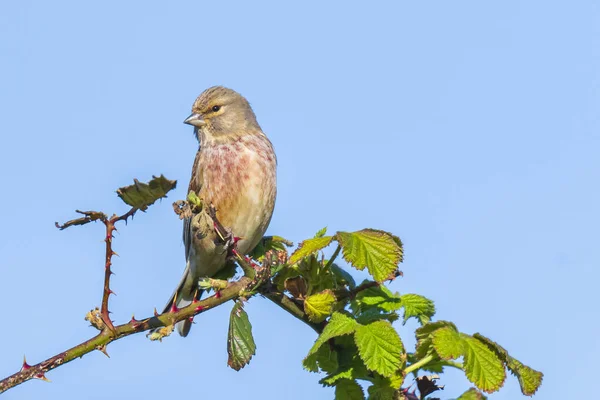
21, 355, 31, 371
97, 345, 110, 358
195, 305, 205, 312
188, 316, 194, 323
108, 289, 116, 296
170, 302, 179, 313
215, 291, 222, 299
130, 315, 141, 329
112, 250, 119, 257
154, 307, 159, 317
233, 236, 242, 245
34, 373, 51, 382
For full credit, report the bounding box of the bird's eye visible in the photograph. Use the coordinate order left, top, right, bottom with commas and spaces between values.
212, 105, 221, 112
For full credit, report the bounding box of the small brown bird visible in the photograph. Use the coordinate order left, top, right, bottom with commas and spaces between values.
164, 86, 277, 336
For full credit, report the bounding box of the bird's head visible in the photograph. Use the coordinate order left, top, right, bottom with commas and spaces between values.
184, 86, 261, 142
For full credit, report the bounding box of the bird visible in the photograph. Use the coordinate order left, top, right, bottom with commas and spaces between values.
162, 86, 277, 337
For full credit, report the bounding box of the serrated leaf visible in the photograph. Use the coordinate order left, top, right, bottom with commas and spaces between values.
415, 321, 458, 359
116, 175, 177, 210
335, 379, 365, 400
432, 326, 464, 360
315, 226, 328, 238
227, 302, 256, 371
456, 387, 488, 400
330, 263, 356, 289
367, 382, 396, 400
249, 235, 292, 262
356, 309, 399, 325
289, 236, 334, 264
304, 290, 336, 322
321, 349, 370, 386
305, 312, 358, 363
400, 294, 435, 325
354, 320, 403, 377
336, 229, 403, 282
305, 342, 339, 374
473, 333, 543, 396
353, 281, 402, 313
462, 334, 506, 393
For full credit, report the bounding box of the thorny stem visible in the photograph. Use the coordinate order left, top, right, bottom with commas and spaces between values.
100, 208, 139, 333
0, 276, 253, 393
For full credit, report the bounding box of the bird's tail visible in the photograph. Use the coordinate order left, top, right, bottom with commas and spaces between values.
157, 265, 201, 337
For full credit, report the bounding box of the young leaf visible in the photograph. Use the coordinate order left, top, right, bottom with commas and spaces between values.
289, 236, 334, 265
415, 321, 458, 359
227, 302, 256, 371
354, 320, 404, 377
432, 326, 464, 360
335, 229, 403, 282
304, 290, 336, 322
462, 334, 506, 393
249, 235, 292, 262
456, 387, 488, 400
314, 226, 328, 238
352, 282, 402, 313
399, 294, 435, 325
335, 379, 365, 400
473, 333, 543, 396
116, 175, 177, 210
367, 382, 396, 400
306, 312, 358, 358
330, 263, 356, 289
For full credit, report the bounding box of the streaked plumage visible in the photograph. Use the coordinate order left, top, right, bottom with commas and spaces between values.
163, 86, 276, 336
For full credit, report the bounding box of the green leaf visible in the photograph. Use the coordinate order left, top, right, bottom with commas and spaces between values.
335, 379, 365, 400
304, 342, 339, 374
415, 321, 458, 359
330, 263, 356, 289
187, 190, 202, 208
249, 235, 292, 261
456, 387, 488, 400
304, 289, 336, 322
432, 326, 464, 360
367, 382, 396, 400
335, 229, 403, 282
305, 312, 358, 360
356, 309, 399, 325
473, 333, 543, 396
289, 236, 334, 264
354, 320, 403, 377
399, 294, 435, 325
116, 175, 177, 210
314, 226, 328, 238
211, 260, 237, 281
462, 334, 506, 393
352, 281, 402, 313
227, 301, 256, 371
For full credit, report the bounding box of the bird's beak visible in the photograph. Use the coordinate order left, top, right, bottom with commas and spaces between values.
184, 113, 205, 127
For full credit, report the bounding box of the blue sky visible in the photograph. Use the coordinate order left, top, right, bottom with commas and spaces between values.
1, 1, 598, 399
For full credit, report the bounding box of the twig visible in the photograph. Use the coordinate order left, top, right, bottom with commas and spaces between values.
260, 282, 325, 334
0, 276, 253, 393
100, 208, 139, 333
323, 245, 341, 271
